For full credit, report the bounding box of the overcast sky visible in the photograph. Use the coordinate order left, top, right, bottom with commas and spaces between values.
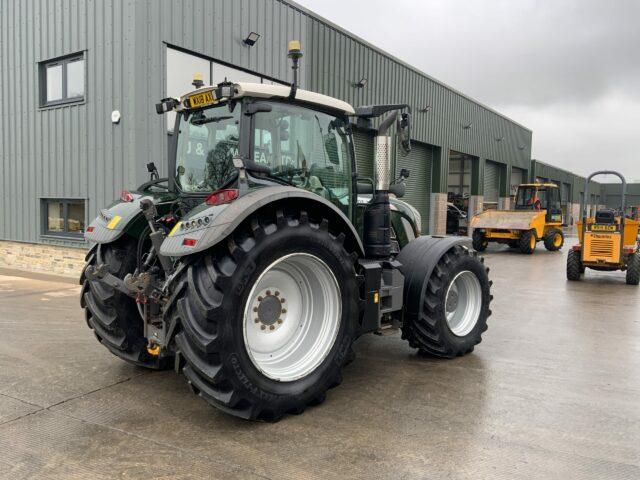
296, 0, 640, 181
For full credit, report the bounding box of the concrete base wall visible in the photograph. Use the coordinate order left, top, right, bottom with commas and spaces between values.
468, 195, 484, 237
430, 193, 447, 235
0, 240, 87, 278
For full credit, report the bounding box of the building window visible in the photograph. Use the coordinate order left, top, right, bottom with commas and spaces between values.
165, 46, 285, 130
42, 199, 86, 238
39, 53, 85, 107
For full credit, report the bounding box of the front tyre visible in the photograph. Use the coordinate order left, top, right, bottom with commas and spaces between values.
566, 249, 582, 281
626, 252, 640, 285
170, 208, 359, 421
519, 229, 537, 254
401, 245, 492, 358
472, 230, 488, 252
544, 228, 564, 251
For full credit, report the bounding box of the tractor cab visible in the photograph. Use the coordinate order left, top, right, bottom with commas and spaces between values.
514, 183, 563, 224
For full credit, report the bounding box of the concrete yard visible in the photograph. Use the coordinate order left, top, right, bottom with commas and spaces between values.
1, 242, 639, 479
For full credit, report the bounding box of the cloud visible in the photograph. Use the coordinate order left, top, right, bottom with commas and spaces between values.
296, 0, 640, 178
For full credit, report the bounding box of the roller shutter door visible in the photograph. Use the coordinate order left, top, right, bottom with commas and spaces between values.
510, 167, 525, 196
484, 160, 500, 204
352, 128, 375, 180
395, 141, 432, 233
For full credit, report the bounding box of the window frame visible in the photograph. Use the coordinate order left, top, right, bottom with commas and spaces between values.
39, 53, 86, 108
41, 198, 87, 240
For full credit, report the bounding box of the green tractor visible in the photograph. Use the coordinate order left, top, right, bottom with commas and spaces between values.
82, 41, 492, 420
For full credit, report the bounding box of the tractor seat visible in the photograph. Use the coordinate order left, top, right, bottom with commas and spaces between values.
595, 209, 616, 224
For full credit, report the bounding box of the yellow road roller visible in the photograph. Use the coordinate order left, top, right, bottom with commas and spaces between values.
470, 183, 564, 254
567, 171, 640, 285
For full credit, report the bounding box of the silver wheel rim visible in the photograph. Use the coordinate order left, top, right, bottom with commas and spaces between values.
243, 253, 341, 382
444, 270, 483, 337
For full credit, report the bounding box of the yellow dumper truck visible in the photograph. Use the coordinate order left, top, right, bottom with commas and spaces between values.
470, 183, 564, 254
567, 171, 640, 285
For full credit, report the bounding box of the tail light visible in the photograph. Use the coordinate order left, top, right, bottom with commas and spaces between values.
205, 189, 239, 206
120, 190, 134, 202
182, 238, 197, 247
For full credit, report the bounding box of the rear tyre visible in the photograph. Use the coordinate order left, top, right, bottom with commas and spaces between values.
169, 208, 359, 421
626, 253, 640, 285
544, 229, 564, 251
472, 230, 488, 252
80, 237, 169, 369
518, 230, 537, 254
566, 249, 582, 281
401, 245, 492, 358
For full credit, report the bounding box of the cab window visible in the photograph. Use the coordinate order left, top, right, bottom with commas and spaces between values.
252, 103, 353, 216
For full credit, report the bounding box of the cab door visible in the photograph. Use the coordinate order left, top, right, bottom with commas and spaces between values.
545, 187, 563, 224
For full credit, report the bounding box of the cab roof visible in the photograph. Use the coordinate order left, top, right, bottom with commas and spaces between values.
178, 82, 355, 115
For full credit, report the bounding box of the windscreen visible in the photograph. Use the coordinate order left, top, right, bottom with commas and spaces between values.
175, 102, 240, 193
516, 186, 546, 210
253, 102, 353, 215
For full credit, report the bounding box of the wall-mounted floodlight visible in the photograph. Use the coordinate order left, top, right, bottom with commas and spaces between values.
353, 77, 368, 88
243, 32, 260, 46
419, 105, 432, 113
463, 122, 473, 129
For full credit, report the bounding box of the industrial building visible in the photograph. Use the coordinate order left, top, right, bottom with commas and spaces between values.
0, 0, 631, 277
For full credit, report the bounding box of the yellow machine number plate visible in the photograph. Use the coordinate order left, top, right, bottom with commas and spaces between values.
590, 224, 617, 232
188, 91, 215, 109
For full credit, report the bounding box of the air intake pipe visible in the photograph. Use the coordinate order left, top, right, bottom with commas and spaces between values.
364, 112, 398, 258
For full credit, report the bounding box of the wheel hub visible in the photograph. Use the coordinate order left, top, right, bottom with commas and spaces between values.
253, 291, 286, 331
446, 288, 459, 312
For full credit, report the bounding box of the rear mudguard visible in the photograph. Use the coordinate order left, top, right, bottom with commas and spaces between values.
84, 191, 176, 244
396, 235, 473, 323
160, 185, 365, 258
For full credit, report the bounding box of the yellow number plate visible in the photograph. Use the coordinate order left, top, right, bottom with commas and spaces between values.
188, 91, 215, 109
590, 224, 617, 232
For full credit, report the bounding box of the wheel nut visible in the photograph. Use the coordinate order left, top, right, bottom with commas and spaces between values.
275, 291, 280, 296
282, 308, 287, 314
280, 298, 286, 303
277, 319, 283, 324
254, 318, 260, 323
258, 296, 263, 301
260, 325, 266, 330
266, 290, 271, 295
269, 325, 275, 330
253, 307, 258, 312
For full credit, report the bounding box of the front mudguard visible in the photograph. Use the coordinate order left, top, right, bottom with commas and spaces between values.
396, 235, 473, 323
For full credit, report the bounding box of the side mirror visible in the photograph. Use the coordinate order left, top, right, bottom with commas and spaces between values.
389, 181, 406, 198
